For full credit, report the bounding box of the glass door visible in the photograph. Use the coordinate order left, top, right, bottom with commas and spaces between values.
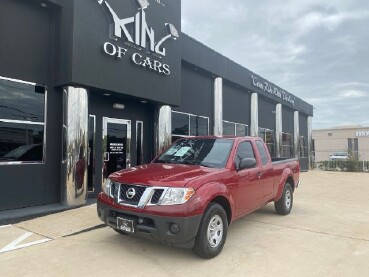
102, 117, 131, 184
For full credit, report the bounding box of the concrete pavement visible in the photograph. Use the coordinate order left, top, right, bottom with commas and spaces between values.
0, 170, 368, 276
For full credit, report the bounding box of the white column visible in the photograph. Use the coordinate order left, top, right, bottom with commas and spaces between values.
214, 77, 223, 136
294, 111, 300, 159
61, 86, 89, 207
156, 105, 172, 154
275, 103, 283, 158
307, 116, 313, 169
251, 93, 259, 136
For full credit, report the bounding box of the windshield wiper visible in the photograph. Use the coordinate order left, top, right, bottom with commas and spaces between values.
154, 160, 173, 164
181, 160, 216, 168
198, 162, 216, 168
180, 160, 200, 165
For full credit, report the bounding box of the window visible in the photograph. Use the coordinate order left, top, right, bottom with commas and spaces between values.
235, 141, 256, 167
171, 111, 209, 142
172, 112, 189, 136
0, 77, 46, 164
256, 140, 269, 165
282, 133, 294, 158
299, 136, 308, 158
223, 120, 248, 137
258, 128, 275, 157
155, 138, 233, 169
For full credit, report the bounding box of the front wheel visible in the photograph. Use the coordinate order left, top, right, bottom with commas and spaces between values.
193, 203, 228, 259
274, 183, 293, 215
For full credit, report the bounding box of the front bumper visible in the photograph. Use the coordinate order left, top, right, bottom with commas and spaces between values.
97, 200, 202, 248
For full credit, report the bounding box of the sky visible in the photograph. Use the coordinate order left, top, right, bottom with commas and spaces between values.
181, 0, 369, 130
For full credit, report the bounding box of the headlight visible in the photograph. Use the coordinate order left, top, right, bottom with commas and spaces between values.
160, 188, 195, 205
102, 178, 112, 196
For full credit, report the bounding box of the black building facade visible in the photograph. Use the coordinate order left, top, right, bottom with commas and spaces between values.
0, 0, 313, 211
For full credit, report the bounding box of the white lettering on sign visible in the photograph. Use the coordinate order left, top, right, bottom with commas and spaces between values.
356, 130, 369, 137
97, 0, 178, 76
251, 75, 295, 106
132, 53, 170, 75
103, 42, 128, 58
97, 0, 178, 57
154, 0, 165, 7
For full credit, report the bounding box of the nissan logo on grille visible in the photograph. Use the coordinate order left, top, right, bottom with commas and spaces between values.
126, 188, 136, 199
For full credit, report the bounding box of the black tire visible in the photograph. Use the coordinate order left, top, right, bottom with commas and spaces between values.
274, 183, 293, 215
113, 228, 129, 235
193, 203, 228, 259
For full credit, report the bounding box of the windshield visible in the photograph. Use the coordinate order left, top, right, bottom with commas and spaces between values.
155, 138, 234, 168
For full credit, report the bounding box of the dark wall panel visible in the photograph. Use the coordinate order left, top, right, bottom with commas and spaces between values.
223, 82, 251, 125
176, 64, 213, 118
0, 165, 44, 211
258, 96, 276, 130
0, 0, 51, 84
299, 113, 308, 137
282, 106, 295, 134
43, 87, 63, 204
69, 0, 181, 106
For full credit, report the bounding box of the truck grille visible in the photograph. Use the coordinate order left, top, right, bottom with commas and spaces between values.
110, 182, 165, 208
119, 184, 146, 205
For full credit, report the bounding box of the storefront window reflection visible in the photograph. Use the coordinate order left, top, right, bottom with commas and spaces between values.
299, 136, 308, 158
258, 128, 275, 157
223, 120, 248, 137
282, 133, 294, 158
172, 111, 209, 142
0, 77, 46, 163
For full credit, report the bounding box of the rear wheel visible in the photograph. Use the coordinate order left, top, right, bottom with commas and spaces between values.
193, 203, 228, 259
274, 183, 293, 215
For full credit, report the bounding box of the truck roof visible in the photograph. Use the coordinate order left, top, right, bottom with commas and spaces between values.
180, 136, 260, 142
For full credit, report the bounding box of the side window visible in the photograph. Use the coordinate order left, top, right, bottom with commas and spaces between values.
256, 140, 268, 166
0, 77, 46, 164
236, 141, 256, 167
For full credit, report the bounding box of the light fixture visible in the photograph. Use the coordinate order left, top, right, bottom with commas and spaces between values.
40, 2, 47, 7
103, 93, 111, 97
113, 103, 125, 110
140, 100, 148, 104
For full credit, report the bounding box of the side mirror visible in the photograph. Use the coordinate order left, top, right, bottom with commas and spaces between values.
238, 158, 256, 170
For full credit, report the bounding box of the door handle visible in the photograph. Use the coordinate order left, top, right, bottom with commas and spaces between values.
257, 172, 263, 178
103, 152, 110, 162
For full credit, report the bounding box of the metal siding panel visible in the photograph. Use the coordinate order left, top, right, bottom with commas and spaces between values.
0, 0, 50, 84
177, 65, 212, 118
223, 82, 251, 125
258, 97, 276, 130
0, 165, 45, 211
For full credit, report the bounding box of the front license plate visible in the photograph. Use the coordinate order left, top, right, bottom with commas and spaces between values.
117, 217, 134, 233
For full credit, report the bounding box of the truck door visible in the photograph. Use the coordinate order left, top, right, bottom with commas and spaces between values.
235, 141, 265, 216
255, 140, 275, 200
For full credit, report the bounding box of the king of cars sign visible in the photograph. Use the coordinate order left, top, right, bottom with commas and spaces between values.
97, 0, 179, 76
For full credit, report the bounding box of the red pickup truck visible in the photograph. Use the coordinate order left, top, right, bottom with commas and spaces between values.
97, 136, 300, 258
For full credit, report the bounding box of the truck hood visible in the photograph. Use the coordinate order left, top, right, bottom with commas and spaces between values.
108, 163, 218, 187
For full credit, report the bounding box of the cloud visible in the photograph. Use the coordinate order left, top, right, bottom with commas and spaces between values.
181, 0, 369, 129
340, 90, 366, 98
297, 10, 369, 36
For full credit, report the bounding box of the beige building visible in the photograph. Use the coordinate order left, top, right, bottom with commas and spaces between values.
312, 126, 369, 162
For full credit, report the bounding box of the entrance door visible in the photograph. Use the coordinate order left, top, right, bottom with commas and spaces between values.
102, 117, 131, 184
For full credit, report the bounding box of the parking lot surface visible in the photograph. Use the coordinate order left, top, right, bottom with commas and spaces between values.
0, 170, 368, 277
